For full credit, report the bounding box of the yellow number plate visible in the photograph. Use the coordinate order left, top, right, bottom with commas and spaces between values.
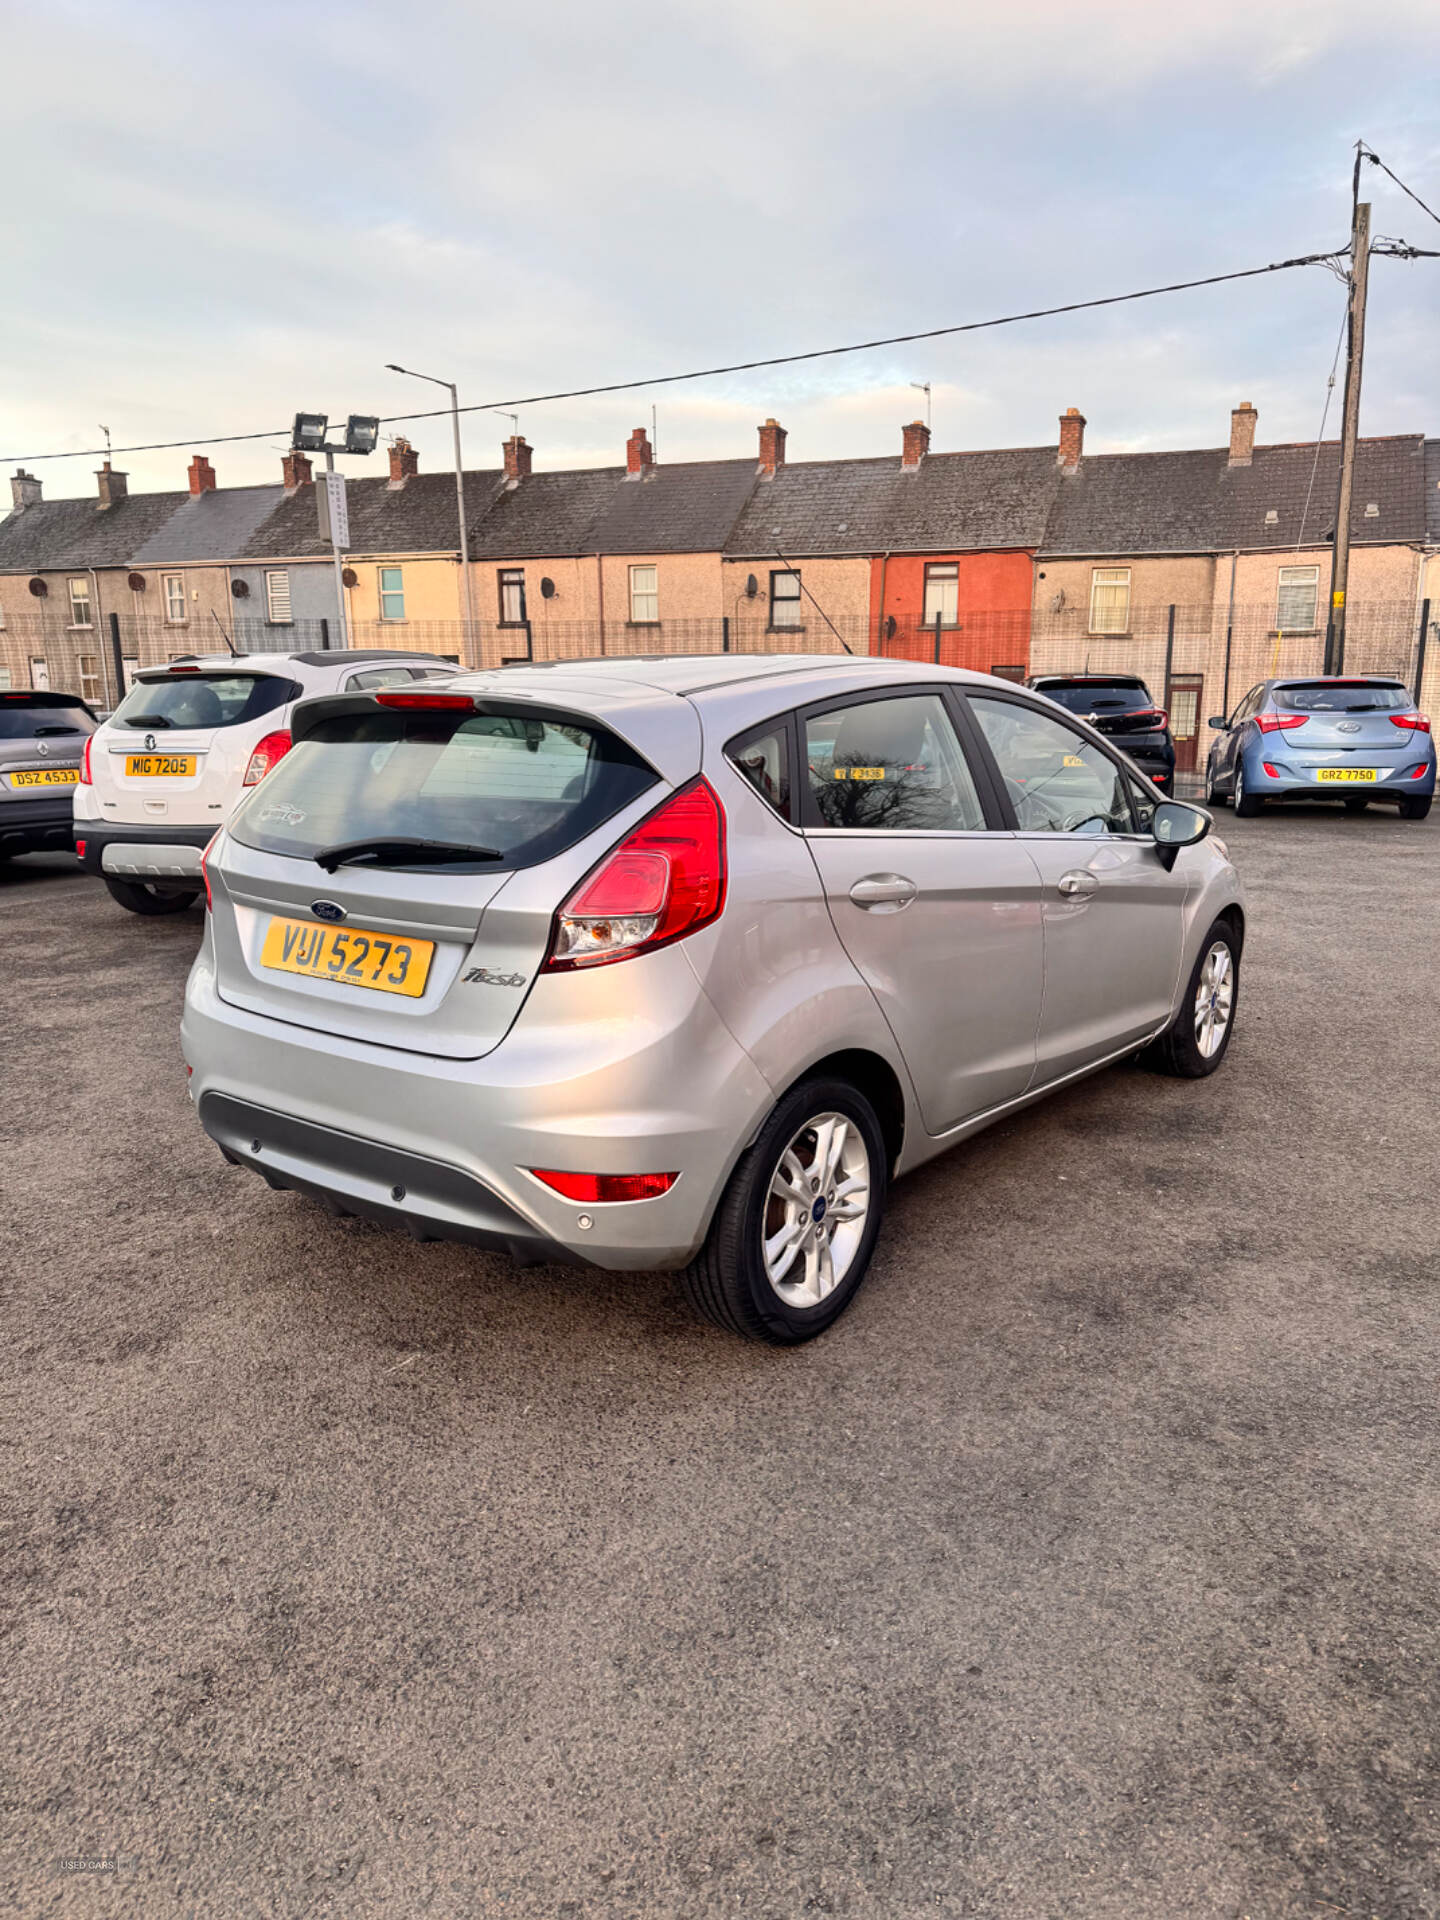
834, 766, 886, 781
1316, 767, 1377, 782
126, 753, 197, 777
260, 915, 435, 998
8, 767, 78, 787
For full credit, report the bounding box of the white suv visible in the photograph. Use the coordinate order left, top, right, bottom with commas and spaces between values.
75, 649, 456, 914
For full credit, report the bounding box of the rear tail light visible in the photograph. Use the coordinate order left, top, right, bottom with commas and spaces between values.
79, 736, 94, 785
242, 728, 291, 786
200, 832, 219, 911
530, 1169, 678, 1203
545, 778, 726, 970
1390, 712, 1431, 732
374, 691, 476, 711
1130, 707, 1167, 728
1255, 712, 1308, 734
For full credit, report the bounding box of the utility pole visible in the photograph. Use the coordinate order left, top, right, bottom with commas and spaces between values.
1326, 171, 1371, 675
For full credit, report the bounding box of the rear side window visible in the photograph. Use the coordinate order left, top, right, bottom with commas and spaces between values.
728, 722, 792, 823
0, 698, 96, 739
111, 674, 297, 731
1274, 681, 1410, 713
230, 709, 657, 870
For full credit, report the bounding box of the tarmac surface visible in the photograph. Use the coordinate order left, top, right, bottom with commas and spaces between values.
4, 803, 1438, 1918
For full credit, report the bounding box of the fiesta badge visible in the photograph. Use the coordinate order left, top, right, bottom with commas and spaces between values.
311, 899, 348, 923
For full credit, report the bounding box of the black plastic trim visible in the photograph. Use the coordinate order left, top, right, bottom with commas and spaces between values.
75, 819, 216, 874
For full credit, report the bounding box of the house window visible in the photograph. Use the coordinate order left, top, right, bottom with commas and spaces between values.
0, 668, 10, 690
1276, 565, 1319, 631
163, 574, 188, 624
379, 566, 406, 621
265, 570, 292, 624
0, 599, 6, 630
629, 564, 658, 624
123, 657, 140, 690
1089, 567, 1131, 635
922, 562, 959, 629
68, 578, 93, 628
498, 569, 527, 626
769, 570, 803, 629
77, 656, 100, 704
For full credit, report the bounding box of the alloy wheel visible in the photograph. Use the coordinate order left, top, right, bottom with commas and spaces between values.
1194, 941, 1234, 1059
761, 1112, 871, 1309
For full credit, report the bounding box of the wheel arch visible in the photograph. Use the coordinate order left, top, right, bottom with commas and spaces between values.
779, 1047, 907, 1176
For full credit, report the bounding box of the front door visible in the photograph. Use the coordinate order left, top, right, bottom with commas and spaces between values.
30, 658, 49, 691
965, 692, 1187, 1084
1166, 673, 1203, 772
800, 688, 1044, 1134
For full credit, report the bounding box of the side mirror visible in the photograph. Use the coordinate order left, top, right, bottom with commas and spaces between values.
1206, 716, 1228, 731
1152, 800, 1211, 871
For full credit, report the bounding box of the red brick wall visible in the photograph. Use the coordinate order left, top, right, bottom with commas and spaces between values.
869, 551, 1035, 672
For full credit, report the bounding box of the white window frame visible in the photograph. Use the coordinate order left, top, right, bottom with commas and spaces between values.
1088, 567, 1131, 636
67, 577, 93, 628
77, 655, 101, 704
629, 563, 659, 625
0, 667, 11, 690
162, 573, 188, 624
265, 569, 293, 624
769, 570, 803, 629
922, 562, 959, 629
378, 566, 406, 622
1276, 564, 1319, 632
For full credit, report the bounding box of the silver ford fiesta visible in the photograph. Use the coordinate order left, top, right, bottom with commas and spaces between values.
182, 655, 1246, 1343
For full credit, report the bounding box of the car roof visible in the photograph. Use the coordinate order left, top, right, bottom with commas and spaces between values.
447, 652, 1010, 705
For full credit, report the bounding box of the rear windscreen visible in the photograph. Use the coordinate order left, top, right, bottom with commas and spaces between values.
1275, 682, 1409, 713
0, 700, 96, 739
1039, 683, 1154, 714
111, 674, 297, 731
229, 710, 658, 870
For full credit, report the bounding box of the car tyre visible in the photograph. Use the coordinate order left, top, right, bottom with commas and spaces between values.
1146, 919, 1239, 1079
1398, 794, 1432, 821
1204, 761, 1228, 808
1232, 763, 1262, 817
104, 876, 200, 915
679, 1077, 888, 1344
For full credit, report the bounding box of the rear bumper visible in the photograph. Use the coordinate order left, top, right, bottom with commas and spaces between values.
0, 796, 77, 857
76, 819, 214, 877
1244, 748, 1435, 799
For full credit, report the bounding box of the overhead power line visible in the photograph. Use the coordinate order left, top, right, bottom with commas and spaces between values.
1, 248, 1358, 466
1361, 142, 1440, 234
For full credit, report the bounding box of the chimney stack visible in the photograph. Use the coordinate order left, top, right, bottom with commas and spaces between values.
282, 448, 313, 492
188, 454, 217, 496
387, 437, 419, 488
626, 426, 654, 478
1057, 407, 1086, 472
1229, 401, 1258, 468
757, 417, 788, 478
95, 462, 128, 510
901, 419, 931, 471
11, 468, 43, 511
503, 435, 532, 481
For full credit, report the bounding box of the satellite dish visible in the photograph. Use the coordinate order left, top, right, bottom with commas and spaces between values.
231, 578, 251, 599
341, 567, 359, 588
28, 578, 48, 597
127, 571, 147, 592
745, 574, 759, 598
540, 577, 556, 599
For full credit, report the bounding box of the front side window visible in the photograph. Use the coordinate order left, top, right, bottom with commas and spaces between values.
728, 722, 792, 823
629, 564, 658, 624
379, 567, 405, 621
498, 569, 526, 626
805, 693, 986, 832
163, 574, 187, 623
1089, 568, 1131, 636
922, 562, 959, 628
769, 570, 803, 629
969, 696, 1133, 835
1276, 566, 1319, 630
68, 578, 92, 628
265, 570, 292, 624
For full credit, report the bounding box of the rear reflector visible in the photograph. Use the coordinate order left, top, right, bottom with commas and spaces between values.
242, 728, 291, 786
1412, 764, 1429, 779
374, 691, 476, 711
530, 1169, 678, 1203
74, 839, 86, 858
1255, 712, 1308, 734
1390, 712, 1432, 732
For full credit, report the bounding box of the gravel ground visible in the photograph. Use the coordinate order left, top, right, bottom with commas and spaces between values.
3, 804, 1438, 1918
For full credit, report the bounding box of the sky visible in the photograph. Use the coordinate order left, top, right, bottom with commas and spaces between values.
4, 0, 1439, 500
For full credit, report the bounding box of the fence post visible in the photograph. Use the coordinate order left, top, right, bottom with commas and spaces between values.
107, 612, 125, 705
933, 611, 942, 665
319, 617, 330, 651
1416, 598, 1431, 705
1163, 604, 1176, 704
722, 616, 730, 654
1221, 613, 1234, 718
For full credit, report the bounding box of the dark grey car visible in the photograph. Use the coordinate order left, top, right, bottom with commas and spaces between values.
0, 690, 97, 861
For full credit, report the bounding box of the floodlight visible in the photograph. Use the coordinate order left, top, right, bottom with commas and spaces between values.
344, 414, 380, 455
292, 412, 328, 451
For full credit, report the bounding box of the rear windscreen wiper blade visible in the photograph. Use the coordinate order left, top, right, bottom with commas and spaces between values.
312, 837, 505, 873
124, 713, 171, 728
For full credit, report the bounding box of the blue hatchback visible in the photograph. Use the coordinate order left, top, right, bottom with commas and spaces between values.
1204, 677, 1435, 820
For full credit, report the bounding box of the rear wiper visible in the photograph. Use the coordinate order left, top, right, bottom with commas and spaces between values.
124, 713, 171, 728
312, 836, 505, 873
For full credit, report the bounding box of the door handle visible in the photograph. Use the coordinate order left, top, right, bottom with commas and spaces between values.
1057, 870, 1099, 898
848, 873, 918, 911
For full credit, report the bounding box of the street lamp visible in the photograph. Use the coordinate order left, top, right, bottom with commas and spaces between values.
290, 412, 382, 648
385, 364, 478, 662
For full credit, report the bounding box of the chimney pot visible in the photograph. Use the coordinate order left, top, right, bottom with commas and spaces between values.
10, 468, 43, 511
282, 448, 313, 492
1057, 407, 1086, 472
1229, 402, 1258, 468
188, 454, 217, 496
757, 417, 788, 478
503, 435, 532, 482
626, 427, 654, 478
901, 419, 931, 471
387, 437, 419, 487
